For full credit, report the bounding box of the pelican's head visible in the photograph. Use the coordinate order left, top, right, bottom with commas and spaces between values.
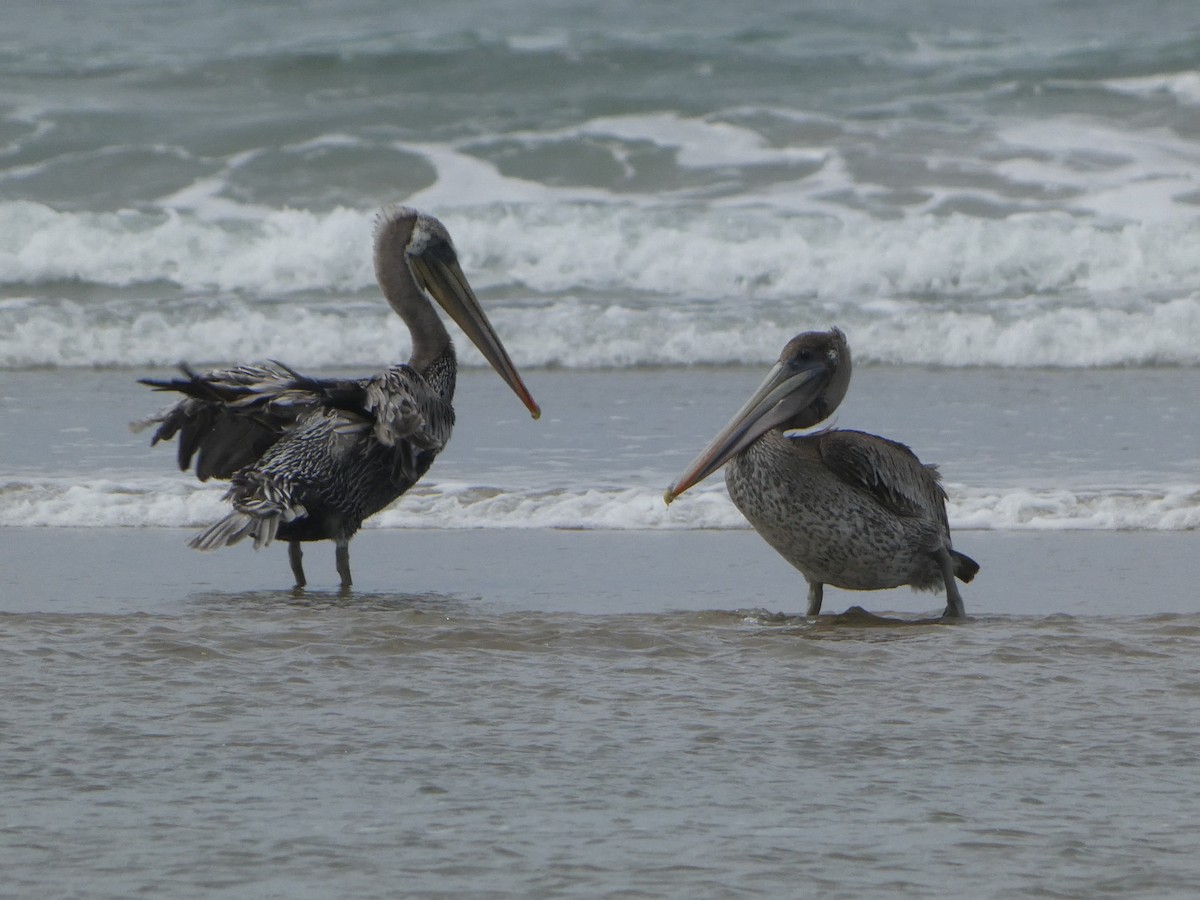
664, 328, 851, 503
374, 206, 540, 419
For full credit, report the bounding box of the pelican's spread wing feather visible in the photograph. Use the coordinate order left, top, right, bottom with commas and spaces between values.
133, 363, 316, 480
133, 362, 368, 481
814, 429, 949, 526
134, 362, 453, 488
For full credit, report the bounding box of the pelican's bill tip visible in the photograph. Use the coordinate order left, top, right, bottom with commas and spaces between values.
663, 486, 677, 506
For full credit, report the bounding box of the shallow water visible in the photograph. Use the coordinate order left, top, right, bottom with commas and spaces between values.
4, 365, 1199, 532
3, 360, 1199, 894
5, 596, 1200, 897
4, 524, 1200, 895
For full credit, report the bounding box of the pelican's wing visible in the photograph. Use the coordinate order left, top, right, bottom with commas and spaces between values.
362, 366, 454, 484
813, 429, 949, 526
133, 362, 368, 481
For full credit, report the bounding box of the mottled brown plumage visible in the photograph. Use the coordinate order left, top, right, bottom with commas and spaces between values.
134, 207, 539, 589
666, 328, 977, 617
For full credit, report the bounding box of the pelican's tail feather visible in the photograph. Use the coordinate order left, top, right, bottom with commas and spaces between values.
952, 550, 980, 584
189, 474, 306, 552
189, 511, 262, 551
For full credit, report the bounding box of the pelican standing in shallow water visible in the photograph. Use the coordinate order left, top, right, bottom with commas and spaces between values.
664, 328, 977, 618
135, 207, 540, 589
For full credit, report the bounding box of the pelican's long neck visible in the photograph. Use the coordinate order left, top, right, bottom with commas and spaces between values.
374, 221, 452, 373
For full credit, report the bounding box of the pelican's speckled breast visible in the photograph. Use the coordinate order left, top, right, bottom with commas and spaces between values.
726, 430, 948, 593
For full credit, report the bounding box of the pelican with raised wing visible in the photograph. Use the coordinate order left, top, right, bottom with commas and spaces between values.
135, 207, 540, 590
664, 328, 977, 618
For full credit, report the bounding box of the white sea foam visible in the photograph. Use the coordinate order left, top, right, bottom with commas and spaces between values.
1101, 72, 1200, 106
3, 289, 1198, 369
3, 478, 1197, 532
0, 201, 373, 294
5, 198, 1200, 369
5, 106, 1200, 373
8, 199, 1200, 299
0, 477, 229, 529
990, 116, 1200, 223
477, 112, 826, 171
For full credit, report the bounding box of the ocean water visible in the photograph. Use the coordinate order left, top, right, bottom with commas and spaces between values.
3, 0, 1200, 895
4, 0, 1200, 533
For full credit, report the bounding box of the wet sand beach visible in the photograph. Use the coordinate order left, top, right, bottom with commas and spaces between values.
1, 526, 1197, 618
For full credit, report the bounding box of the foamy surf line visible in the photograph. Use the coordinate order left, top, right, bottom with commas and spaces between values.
7, 200, 1200, 298
3, 478, 1198, 532
4, 295, 1200, 369
6, 198, 1200, 369
7, 198, 1200, 300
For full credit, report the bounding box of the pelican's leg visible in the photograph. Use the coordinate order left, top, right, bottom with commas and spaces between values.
335, 540, 352, 591
936, 548, 966, 619
806, 581, 824, 616
289, 541, 306, 590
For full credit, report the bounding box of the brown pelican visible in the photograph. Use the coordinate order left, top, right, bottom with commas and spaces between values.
664, 328, 977, 618
134, 206, 540, 590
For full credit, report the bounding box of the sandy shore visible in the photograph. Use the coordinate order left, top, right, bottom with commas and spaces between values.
2, 526, 1194, 618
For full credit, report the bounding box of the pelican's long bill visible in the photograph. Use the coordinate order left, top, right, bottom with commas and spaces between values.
664, 357, 829, 504
409, 249, 541, 420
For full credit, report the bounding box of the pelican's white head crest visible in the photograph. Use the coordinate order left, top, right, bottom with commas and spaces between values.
374, 205, 455, 260
374, 204, 416, 233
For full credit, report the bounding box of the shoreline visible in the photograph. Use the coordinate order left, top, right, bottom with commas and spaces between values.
2, 526, 1195, 618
